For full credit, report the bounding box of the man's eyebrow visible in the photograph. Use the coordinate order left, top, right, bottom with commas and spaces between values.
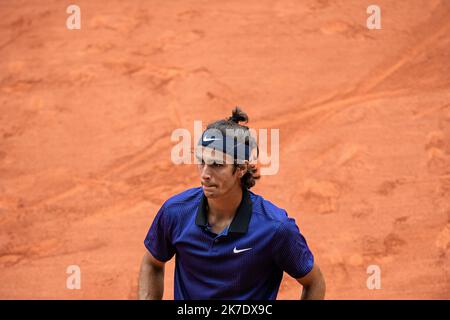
199, 158, 225, 164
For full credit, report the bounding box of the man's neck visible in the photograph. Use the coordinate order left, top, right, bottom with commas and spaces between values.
207, 186, 243, 223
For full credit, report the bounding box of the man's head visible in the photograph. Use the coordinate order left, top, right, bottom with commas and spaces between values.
195, 107, 260, 198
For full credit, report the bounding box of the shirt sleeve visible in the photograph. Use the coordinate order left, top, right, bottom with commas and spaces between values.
144, 204, 176, 262
272, 217, 314, 279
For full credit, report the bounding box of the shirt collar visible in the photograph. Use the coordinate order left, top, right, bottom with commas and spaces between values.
195, 188, 253, 234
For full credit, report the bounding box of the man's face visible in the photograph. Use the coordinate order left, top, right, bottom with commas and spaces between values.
195, 147, 244, 198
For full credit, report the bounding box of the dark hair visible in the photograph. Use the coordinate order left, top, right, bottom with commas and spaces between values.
206, 107, 260, 189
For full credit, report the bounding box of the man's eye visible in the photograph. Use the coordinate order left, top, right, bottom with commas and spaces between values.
212, 162, 223, 167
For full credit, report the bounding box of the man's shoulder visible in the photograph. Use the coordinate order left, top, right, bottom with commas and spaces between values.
249, 190, 292, 224
162, 186, 203, 211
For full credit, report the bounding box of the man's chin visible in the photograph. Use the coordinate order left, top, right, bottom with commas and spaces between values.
202, 186, 218, 197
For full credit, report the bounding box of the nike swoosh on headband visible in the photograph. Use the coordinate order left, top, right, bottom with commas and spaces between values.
203, 136, 222, 142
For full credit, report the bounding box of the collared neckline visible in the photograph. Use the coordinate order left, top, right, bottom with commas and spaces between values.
195, 188, 253, 234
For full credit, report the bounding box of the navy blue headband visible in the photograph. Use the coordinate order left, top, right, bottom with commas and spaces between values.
198, 128, 258, 162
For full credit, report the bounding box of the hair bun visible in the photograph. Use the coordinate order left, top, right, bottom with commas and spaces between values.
228, 107, 249, 124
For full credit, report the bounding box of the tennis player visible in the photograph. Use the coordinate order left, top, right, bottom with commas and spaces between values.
139, 108, 326, 300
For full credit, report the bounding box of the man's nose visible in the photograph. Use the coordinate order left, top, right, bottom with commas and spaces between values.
200, 165, 211, 180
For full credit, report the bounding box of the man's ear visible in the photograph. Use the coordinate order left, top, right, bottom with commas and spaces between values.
239, 161, 249, 178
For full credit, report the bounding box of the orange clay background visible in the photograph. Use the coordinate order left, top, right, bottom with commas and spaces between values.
0, 0, 449, 299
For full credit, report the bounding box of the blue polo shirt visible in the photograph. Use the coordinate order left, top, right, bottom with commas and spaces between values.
144, 187, 314, 300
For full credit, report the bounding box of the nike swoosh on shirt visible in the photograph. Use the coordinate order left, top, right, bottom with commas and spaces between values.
233, 247, 252, 254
